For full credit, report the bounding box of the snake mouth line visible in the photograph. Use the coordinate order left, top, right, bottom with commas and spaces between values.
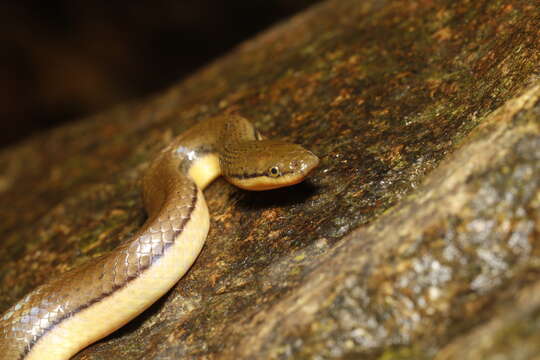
20, 185, 198, 360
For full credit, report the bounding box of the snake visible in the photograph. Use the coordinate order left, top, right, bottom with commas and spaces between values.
0, 115, 319, 360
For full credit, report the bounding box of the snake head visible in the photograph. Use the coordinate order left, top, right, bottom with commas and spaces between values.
222, 140, 319, 191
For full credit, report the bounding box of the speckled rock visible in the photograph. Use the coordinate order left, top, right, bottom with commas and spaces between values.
1, 0, 539, 359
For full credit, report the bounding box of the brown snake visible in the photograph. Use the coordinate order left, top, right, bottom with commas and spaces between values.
0, 115, 319, 360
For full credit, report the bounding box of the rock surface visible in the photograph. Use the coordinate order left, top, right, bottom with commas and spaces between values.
1, 0, 539, 359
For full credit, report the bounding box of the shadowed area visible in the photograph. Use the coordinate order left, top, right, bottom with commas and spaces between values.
1, 0, 539, 358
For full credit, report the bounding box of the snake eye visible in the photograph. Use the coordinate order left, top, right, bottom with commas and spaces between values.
268, 166, 281, 177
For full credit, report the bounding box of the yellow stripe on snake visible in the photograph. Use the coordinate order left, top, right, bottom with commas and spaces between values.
0, 115, 319, 360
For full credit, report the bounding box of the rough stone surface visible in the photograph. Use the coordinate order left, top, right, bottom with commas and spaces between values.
0, 0, 539, 359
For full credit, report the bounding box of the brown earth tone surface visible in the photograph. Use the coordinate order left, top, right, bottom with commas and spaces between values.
1, 0, 539, 359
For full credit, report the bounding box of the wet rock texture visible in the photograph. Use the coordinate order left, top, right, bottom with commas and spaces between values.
1, 0, 539, 359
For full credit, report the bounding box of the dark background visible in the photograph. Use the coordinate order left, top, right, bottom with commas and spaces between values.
0, 1, 321, 148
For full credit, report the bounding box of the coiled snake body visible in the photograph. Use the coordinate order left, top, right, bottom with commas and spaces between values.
0, 115, 319, 360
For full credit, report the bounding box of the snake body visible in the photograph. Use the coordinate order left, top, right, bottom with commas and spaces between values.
0, 115, 319, 360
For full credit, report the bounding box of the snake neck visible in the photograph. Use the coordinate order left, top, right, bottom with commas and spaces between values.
143, 114, 318, 198
143, 115, 259, 198
186, 153, 221, 190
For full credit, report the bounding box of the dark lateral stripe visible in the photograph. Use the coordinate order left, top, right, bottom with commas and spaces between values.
226, 169, 295, 180
227, 171, 267, 179
20, 184, 199, 360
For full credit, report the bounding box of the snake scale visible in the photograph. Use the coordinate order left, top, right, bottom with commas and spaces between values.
0, 115, 319, 360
